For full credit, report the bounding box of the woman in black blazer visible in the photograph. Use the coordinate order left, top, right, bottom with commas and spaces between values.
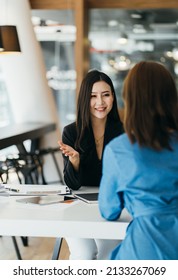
59, 70, 123, 259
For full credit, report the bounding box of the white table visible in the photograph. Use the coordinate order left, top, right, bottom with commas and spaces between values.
0, 184, 132, 259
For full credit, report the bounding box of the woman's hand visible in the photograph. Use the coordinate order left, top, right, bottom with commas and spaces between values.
58, 140, 80, 171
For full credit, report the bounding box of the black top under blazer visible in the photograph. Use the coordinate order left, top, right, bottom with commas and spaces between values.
62, 118, 123, 190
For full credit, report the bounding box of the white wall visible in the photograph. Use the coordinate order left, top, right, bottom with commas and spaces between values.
0, 0, 62, 182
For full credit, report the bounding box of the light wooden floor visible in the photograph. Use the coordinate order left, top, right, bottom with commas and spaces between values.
0, 236, 70, 260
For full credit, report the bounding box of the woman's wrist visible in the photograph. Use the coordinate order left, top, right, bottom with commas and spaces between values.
69, 155, 80, 171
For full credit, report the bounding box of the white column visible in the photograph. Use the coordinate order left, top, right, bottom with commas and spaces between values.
0, 0, 62, 182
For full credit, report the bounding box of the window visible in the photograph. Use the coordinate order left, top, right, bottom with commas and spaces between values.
32, 9, 76, 131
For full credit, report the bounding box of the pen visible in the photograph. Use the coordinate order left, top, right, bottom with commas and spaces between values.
5, 188, 20, 192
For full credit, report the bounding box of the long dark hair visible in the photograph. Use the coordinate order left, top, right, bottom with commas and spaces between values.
75, 69, 120, 149
123, 61, 178, 150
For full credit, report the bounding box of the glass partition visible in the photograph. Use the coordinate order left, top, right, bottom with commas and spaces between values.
32, 9, 76, 131
89, 8, 178, 109
30, 8, 178, 128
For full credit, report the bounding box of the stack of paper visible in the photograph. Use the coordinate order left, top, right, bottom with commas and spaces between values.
0, 184, 70, 196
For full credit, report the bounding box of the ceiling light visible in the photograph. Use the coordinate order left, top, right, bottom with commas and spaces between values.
133, 28, 147, 34
166, 51, 173, 58
131, 13, 142, 19
133, 24, 147, 34
117, 33, 128, 45
108, 20, 118, 27
113, 56, 131, 71
137, 41, 154, 52
31, 16, 41, 26
172, 48, 178, 60
0, 25, 21, 54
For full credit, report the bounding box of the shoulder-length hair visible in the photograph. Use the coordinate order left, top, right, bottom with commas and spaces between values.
123, 61, 178, 150
75, 69, 120, 149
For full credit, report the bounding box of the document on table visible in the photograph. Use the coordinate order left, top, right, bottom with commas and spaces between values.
0, 184, 70, 196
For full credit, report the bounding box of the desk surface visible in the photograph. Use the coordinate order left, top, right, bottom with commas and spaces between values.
0, 185, 131, 240
0, 122, 56, 150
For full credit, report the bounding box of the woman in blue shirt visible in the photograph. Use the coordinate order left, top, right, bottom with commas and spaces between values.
99, 61, 178, 259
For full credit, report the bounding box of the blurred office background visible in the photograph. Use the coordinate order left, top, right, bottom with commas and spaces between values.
1, 0, 178, 144
31, 7, 178, 130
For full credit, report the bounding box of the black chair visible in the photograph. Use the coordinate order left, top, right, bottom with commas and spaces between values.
12, 147, 64, 185
6, 153, 45, 185
35, 147, 64, 185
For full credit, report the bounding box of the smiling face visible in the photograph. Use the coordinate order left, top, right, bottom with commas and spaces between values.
90, 81, 114, 121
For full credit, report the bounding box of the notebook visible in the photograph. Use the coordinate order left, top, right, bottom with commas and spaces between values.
74, 192, 98, 204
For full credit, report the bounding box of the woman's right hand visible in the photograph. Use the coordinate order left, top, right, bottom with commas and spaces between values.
58, 140, 80, 171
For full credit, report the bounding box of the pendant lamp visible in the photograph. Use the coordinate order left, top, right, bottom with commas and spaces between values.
0, 25, 21, 53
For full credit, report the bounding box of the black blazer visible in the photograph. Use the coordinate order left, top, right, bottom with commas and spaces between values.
62, 118, 123, 190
